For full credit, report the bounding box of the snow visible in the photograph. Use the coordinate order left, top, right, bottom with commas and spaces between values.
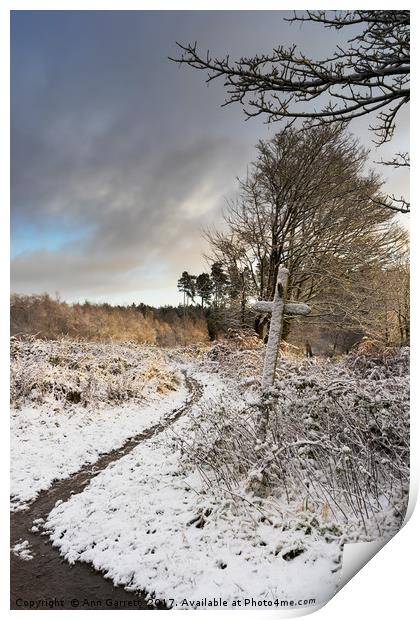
261, 267, 289, 389
11, 338, 409, 608
11, 382, 188, 511
12, 540, 34, 561
44, 370, 340, 609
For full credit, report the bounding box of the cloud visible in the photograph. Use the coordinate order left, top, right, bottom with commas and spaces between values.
11, 11, 409, 304
11, 11, 263, 302
10, 11, 255, 302
11, 134, 248, 300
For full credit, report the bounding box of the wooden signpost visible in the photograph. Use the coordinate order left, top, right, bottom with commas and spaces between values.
253, 267, 311, 391
247, 267, 311, 496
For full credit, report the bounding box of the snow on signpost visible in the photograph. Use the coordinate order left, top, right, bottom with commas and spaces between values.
253, 267, 311, 390
248, 267, 311, 496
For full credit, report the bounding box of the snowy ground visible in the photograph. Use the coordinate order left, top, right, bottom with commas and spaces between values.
11, 384, 187, 511
10, 339, 186, 510
44, 369, 341, 609
11, 338, 409, 609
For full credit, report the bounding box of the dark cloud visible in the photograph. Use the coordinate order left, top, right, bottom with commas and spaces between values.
11, 134, 248, 300
11, 11, 409, 304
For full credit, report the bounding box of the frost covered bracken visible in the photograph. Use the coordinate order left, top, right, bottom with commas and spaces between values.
181, 346, 409, 543
11, 337, 180, 410
44, 368, 342, 607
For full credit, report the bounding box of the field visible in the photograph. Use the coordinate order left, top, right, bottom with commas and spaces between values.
10, 336, 409, 609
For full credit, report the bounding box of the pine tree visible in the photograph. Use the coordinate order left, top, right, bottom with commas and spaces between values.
177, 272, 190, 307
210, 262, 229, 308
177, 271, 196, 306
196, 273, 214, 308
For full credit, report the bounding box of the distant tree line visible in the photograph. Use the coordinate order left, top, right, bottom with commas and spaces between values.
10, 294, 210, 346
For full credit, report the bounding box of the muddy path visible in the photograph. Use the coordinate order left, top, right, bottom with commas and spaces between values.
10, 373, 203, 610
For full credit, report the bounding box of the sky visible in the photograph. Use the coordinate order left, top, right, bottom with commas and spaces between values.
10, 10, 409, 307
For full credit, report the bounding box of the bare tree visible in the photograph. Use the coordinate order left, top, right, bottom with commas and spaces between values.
303, 233, 409, 349
171, 10, 410, 212
205, 126, 406, 340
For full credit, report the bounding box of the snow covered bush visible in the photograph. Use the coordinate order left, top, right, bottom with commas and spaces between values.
180, 347, 409, 541
10, 337, 180, 411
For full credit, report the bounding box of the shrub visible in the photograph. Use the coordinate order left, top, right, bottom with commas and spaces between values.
179, 347, 409, 540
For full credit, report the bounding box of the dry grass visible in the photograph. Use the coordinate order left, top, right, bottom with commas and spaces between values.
10, 337, 180, 411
